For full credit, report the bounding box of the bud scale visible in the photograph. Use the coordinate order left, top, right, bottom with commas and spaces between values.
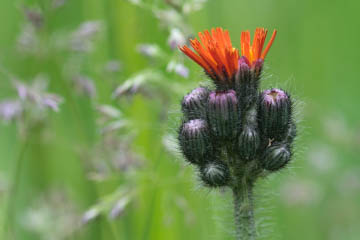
207, 90, 240, 139
258, 88, 292, 141
181, 87, 209, 120
237, 126, 260, 161
179, 119, 210, 165
261, 143, 291, 171
200, 161, 230, 187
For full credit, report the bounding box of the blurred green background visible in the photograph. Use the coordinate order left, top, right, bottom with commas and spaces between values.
0, 0, 359, 239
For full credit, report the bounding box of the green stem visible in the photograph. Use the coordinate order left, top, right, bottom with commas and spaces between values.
232, 181, 256, 240
3, 138, 30, 238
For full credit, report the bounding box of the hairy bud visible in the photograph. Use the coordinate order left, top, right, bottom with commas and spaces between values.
235, 57, 260, 110
252, 59, 264, 79
181, 87, 209, 120
258, 88, 292, 140
179, 119, 210, 164
262, 143, 291, 171
237, 126, 260, 161
235, 57, 251, 86
208, 90, 239, 139
200, 161, 230, 187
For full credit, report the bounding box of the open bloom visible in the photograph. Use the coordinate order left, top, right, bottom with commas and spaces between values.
180, 28, 239, 82
179, 27, 277, 82
241, 28, 277, 67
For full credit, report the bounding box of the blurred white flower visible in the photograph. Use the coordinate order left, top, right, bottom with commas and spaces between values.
153, 9, 184, 29
112, 70, 163, 98
113, 75, 145, 98
13, 75, 64, 112
280, 179, 322, 207
72, 75, 97, 98
183, 0, 207, 14
83, 189, 133, 225
73, 21, 102, 40
81, 208, 100, 224
95, 104, 128, 134
168, 28, 186, 49
167, 61, 189, 78
0, 100, 23, 122
137, 43, 162, 58
97, 105, 122, 119
105, 60, 122, 73
52, 0, 67, 9
41, 94, 63, 112
307, 143, 336, 173
70, 21, 103, 52
22, 190, 80, 240
109, 196, 131, 219
17, 24, 39, 54
127, 0, 142, 5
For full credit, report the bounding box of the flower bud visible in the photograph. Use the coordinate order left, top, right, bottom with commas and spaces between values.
235, 57, 251, 82
262, 143, 291, 171
252, 58, 264, 79
181, 87, 209, 120
258, 88, 292, 140
208, 90, 239, 139
235, 57, 259, 110
200, 161, 230, 187
237, 126, 260, 161
179, 119, 210, 164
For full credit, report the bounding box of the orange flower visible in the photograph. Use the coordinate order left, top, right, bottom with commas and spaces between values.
241, 28, 277, 66
179, 28, 239, 82
180, 27, 277, 82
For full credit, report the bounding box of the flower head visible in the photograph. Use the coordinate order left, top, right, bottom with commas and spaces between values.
179, 28, 239, 82
241, 28, 277, 67
179, 27, 277, 84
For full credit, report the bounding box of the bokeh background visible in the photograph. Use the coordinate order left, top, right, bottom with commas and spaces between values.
0, 0, 359, 239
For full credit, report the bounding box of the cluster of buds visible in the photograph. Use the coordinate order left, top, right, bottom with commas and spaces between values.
178, 28, 296, 187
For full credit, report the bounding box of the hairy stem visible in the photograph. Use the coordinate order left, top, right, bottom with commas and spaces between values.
232, 181, 256, 240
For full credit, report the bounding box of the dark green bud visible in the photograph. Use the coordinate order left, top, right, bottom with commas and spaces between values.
200, 160, 230, 187
179, 119, 210, 165
258, 88, 292, 141
208, 90, 239, 139
237, 126, 260, 161
181, 87, 209, 120
262, 143, 291, 171
235, 57, 260, 110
